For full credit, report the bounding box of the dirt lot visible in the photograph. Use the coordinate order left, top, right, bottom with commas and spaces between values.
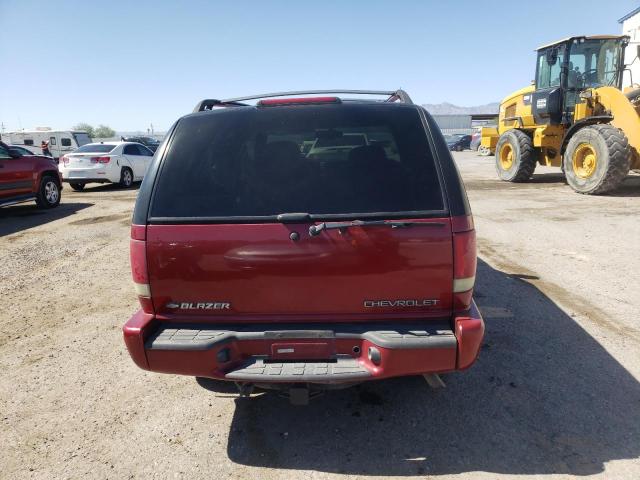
1, 153, 639, 479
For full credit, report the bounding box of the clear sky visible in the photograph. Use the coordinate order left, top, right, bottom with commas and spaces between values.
1, 0, 637, 132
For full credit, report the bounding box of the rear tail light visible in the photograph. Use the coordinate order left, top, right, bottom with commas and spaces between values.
61, 155, 69, 165
130, 225, 154, 313
91, 156, 111, 164
452, 215, 477, 311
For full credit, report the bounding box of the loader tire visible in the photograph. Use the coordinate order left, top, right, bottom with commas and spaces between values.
563, 124, 630, 195
495, 130, 537, 182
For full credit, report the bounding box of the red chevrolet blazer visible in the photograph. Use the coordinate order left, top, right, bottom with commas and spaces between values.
123, 90, 484, 401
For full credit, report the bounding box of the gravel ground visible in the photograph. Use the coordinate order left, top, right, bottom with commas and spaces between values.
1, 153, 639, 479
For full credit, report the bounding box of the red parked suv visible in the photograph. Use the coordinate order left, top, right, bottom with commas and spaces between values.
123, 90, 484, 401
0, 141, 62, 209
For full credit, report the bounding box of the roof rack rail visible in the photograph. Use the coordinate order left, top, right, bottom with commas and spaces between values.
192, 99, 248, 112
193, 89, 413, 112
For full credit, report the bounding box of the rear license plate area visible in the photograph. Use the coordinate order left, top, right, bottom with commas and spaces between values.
269, 341, 335, 360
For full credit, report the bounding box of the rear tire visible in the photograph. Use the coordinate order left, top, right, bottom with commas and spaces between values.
35, 175, 61, 209
495, 129, 537, 182
563, 124, 631, 195
70, 183, 85, 192
119, 167, 133, 188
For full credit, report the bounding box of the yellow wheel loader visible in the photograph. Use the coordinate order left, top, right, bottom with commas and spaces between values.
481, 35, 640, 194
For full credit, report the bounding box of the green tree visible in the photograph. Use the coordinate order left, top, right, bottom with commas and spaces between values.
73, 122, 95, 138
94, 125, 116, 138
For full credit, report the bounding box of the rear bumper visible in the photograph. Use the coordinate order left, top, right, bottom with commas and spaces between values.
59, 165, 119, 184
61, 177, 114, 184
123, 301, 484, 384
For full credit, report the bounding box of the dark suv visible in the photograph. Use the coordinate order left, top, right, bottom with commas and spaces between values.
445, 134, 472, 151
121, 136, 160, 152
123, 90, 484, 402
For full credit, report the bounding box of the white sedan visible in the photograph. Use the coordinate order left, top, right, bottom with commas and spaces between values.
58, 142, 154, 191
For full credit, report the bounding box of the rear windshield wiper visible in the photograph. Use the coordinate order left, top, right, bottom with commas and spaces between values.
309, 219, 445, 236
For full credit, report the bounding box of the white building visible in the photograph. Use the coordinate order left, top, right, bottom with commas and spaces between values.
619, 7, 640, 88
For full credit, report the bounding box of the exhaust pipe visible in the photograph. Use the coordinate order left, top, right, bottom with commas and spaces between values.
423, 373, 446, 389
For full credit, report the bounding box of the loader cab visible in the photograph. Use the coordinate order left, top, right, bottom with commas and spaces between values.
532, 36, 628, 126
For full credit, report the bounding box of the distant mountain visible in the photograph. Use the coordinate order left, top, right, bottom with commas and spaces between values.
421, 102, 500, 115
116, 131, 166, 137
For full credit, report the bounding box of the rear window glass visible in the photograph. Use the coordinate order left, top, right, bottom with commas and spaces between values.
150, 105, 444, 219
315, 134, 367, 148
74, 144, 116, 153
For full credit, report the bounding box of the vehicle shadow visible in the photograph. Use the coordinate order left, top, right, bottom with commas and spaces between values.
0, 202, 93, 237
528, 172, 640, 196
528, 172, 566, 184
214, 259, 640, 476
68, 182, 141, 194
609, 174, 640, 197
